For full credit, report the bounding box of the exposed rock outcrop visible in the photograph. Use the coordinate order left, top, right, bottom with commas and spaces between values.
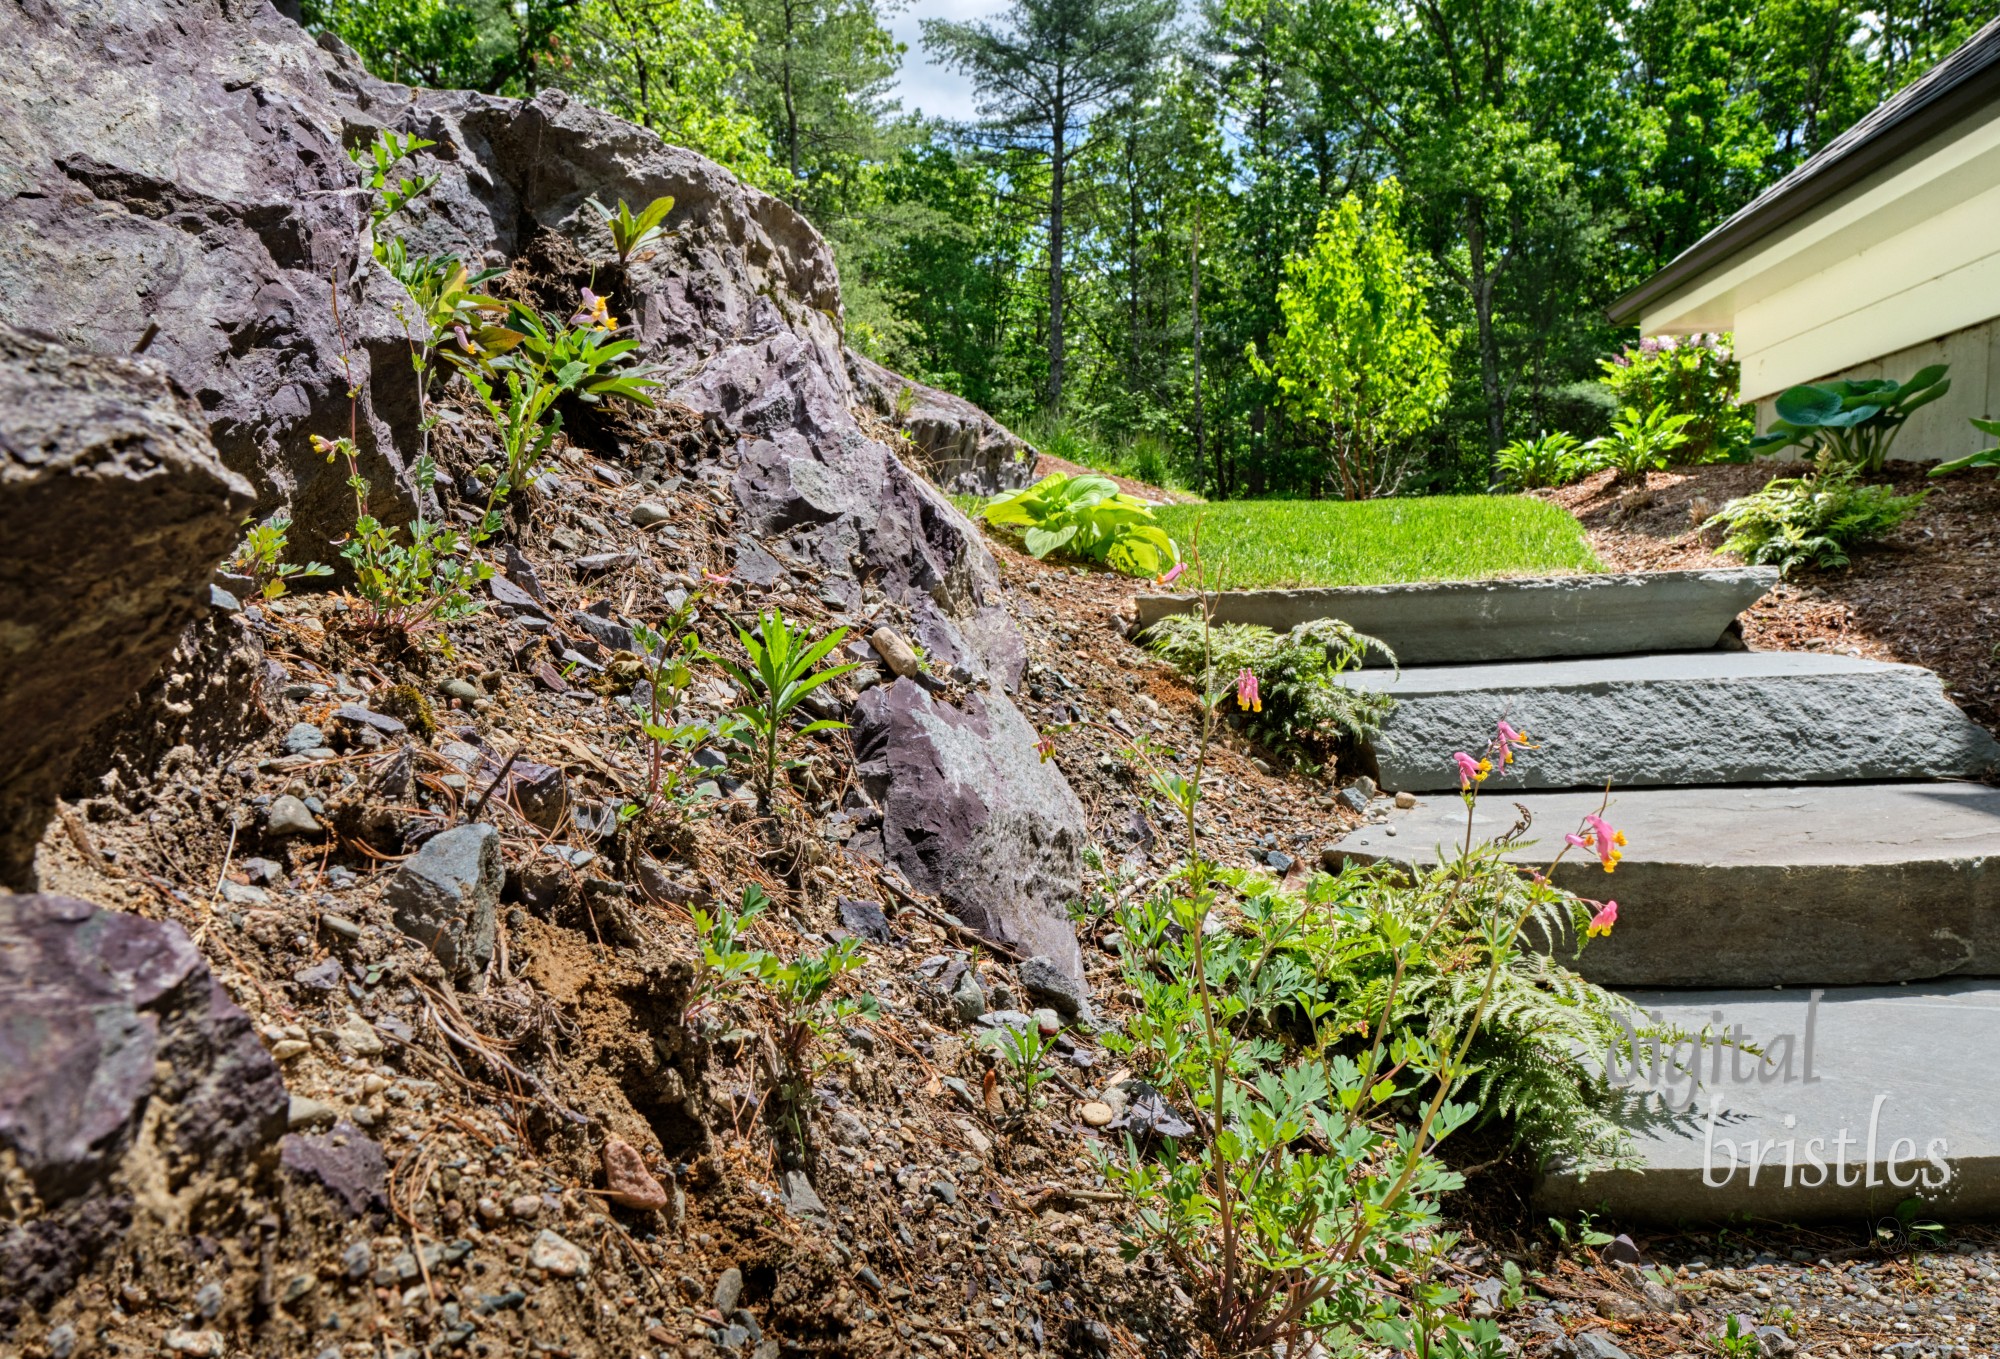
846, 350, 1037, 495
0, 325, 253, 888
0, 0, 421, 549
0, 893, 288, 1329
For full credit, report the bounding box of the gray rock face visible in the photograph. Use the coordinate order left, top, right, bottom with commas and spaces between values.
0, 0, 421, 551
0, 325, 253, 887
846, 350, 1036, 495
853, 681, 1086, 982
1342, 651, 2000, 792
1017, 955, 1091, 1020
1135, 568, 1779, 666
387, 824, 503, 985
1329, 782, 2000, 988
0, 894, 287, 1329
1536, 981, 2000, 1222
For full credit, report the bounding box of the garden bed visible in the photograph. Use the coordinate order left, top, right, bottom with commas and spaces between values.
1151, 494, 1603, 589
1543, 464, 2000, 736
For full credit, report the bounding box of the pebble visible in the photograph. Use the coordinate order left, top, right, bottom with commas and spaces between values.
1079, 1101, 1114, 1128
601, 1136, 670, 1211
870, 626, 922, 679
270, 1039, 310, 1062
631, 502, 673, 527
281, 723, 325, 755
333, 1013, 383, 1057
266, 794, 321, 837
509, 1194, 542, 1221
287, 1095, 338, 1129
163, 1331, 226, 1356
715, 1266, 745, 1313
440, 678, 481, 703
529, 1229, 590, 1278
1394, 790, 1418, 809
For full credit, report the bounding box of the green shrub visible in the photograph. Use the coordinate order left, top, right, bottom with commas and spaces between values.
1748, 365, 1949, 475
1599, 333, 1753, 462
229, 516, 332, 600
1587, 403, 1694, 481
1494, 431, 1595, 490
1140, 615, 1391, 767
980, 471, 1180, 577
1707, 470, 1926, 574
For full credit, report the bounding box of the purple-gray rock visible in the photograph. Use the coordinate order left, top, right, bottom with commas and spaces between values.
0, 0, 422, 553
0, 325, 253, 888
280, 1120, 388, 1218
846, 350, 1036, 495
0, 894, 286, 1329
852, 680, 1086, 982
386, 824, 502, 986
837, 898, 892, 944
1017, 955, 1091, 1021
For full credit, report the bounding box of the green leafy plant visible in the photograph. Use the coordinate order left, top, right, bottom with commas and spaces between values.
689, 886, 780, 1015
704, 609, 859, 811
979, 1022, 1058, 1112
1141, 614, 1393, 767
980, 471, 1180, 577
1494, 431, 1595, 490
1588, 403, 1694, 482
1598, 333, 1754, 463
1100, 549, 1642, 1356
629, 611, 748, 819
1498, 1260, 1528, 1310
1931, 416, 2000, 477
1748, 365, 1950, 474
1712, 1312, 1761, 1359
319, 437, 491, 633
589, 194, 676, 263
229, 516, 332, 600
1706, 469, 1926, 574
347, 129, 438, 232
763, 936, 877, 1087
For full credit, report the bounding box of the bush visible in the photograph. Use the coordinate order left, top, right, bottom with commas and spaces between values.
1707, 470, 1926, 574
980, 471, 1180, 577
1494, 431, 1594, 490
1599, 333, 1753, 462
1140, 614, 1391, 767
1587, 403, 1694, 482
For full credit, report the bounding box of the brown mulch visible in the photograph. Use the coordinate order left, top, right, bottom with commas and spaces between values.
1542, 464, 2000, 737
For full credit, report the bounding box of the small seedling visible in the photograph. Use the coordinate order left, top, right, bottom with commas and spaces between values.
589, 194, 676, 263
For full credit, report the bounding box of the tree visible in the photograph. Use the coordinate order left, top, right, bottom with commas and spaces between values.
1249, 182, 1453, 498
923, 0, 1174, 415
731, 0, 904, 218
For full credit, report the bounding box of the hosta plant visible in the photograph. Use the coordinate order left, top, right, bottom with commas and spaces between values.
1588, 403, 1694, 481
1930, 417, 2000, 477
979, 471, 1180, 577
1494, 431, 1595, 490
1748, 365, 1949, 474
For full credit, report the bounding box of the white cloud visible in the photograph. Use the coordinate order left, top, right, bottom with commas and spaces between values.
887, 0, 1016, 124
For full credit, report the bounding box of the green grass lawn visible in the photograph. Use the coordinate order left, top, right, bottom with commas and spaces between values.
1152, 495, 1603, 590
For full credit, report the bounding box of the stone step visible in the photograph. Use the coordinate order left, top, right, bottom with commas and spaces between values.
1336, 651, 2000, 792
1325, 783, 2000, 988
1135, 567, 1777, 666
1535, 981, 2000, 1222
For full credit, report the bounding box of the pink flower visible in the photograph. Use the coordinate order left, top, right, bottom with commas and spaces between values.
701, 570, 731, 586
1586, 900, 1619, 938
1034, 734, 1056, 762
1157, 561, 1187, 587
1494, 719, 1533, 764
1452, 752, 1490, 789
1579, 813, 1627, 872
1235, 668, 1261, 712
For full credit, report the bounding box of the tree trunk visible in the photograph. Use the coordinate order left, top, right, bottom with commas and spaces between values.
1191, 213, 1205, 495
781, 0, 801, 189
1465, 199, 1506, 455
1047, 112, 1067, 415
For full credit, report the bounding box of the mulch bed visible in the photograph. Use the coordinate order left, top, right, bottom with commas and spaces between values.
1542, 464, 2000, 738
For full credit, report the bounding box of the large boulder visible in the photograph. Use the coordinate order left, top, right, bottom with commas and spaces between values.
0, 894, 287, 1330
0, 0, 421, 550
846, 350, 1036, 495
0, 325, 252, 888
852, 681, 1087, 981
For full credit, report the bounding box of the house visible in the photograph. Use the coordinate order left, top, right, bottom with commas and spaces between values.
1608, 17, 2000, 463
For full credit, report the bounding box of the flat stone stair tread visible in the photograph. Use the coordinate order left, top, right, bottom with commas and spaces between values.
1337, 650, 2000, 791
1134, 567, 1777, 666
1329, 783, 2000, 987
1536, 981, 2000, 1221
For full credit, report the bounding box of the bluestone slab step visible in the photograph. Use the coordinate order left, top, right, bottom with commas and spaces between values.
1134, 568, 1777, 666
1326, 783, 2000, 987
1536, 982, 2000, 1222
1337, 651, 2000, 792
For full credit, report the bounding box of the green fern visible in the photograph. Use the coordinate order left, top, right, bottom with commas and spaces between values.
1707, 469, 1925, 575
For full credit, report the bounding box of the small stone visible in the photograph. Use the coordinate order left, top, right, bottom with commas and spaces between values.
388, 823, 503, 985
333, 1013, 383, 1056
476, 1196, 503, 1226
949, 970, 986, 1024
282, 722, 326, 754
927, 1180, 957, 1206
441, 678, 481, 704
831, 1110, 871, 1148
46, 1324, 77, 1359
529, 1229, 590, 1278
869, 627, 922, 680
341, 1242, 372, 1281
837, 897, 892, 943
1017, 955, 1090, 1020
163, 1330, 226, 1356
509, 1194, 542, 1221
287, 1095, 337, 1129
601, 1136, 669, 1211
784, 1170, 826, 1217
1337, 786, 1370, 815
195, 1281, 225, 1318
267, 794, 321, 837
1079, 1101, 1114, 1128
631, 501, 673, 527
270, 1039, 310, 1062
1032, 1008, 1062, 1035
1394, 790, 1419, 809
714, 1266, 745, 1314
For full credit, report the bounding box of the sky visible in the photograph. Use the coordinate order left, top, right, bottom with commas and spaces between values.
886, 0, 1013, 124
